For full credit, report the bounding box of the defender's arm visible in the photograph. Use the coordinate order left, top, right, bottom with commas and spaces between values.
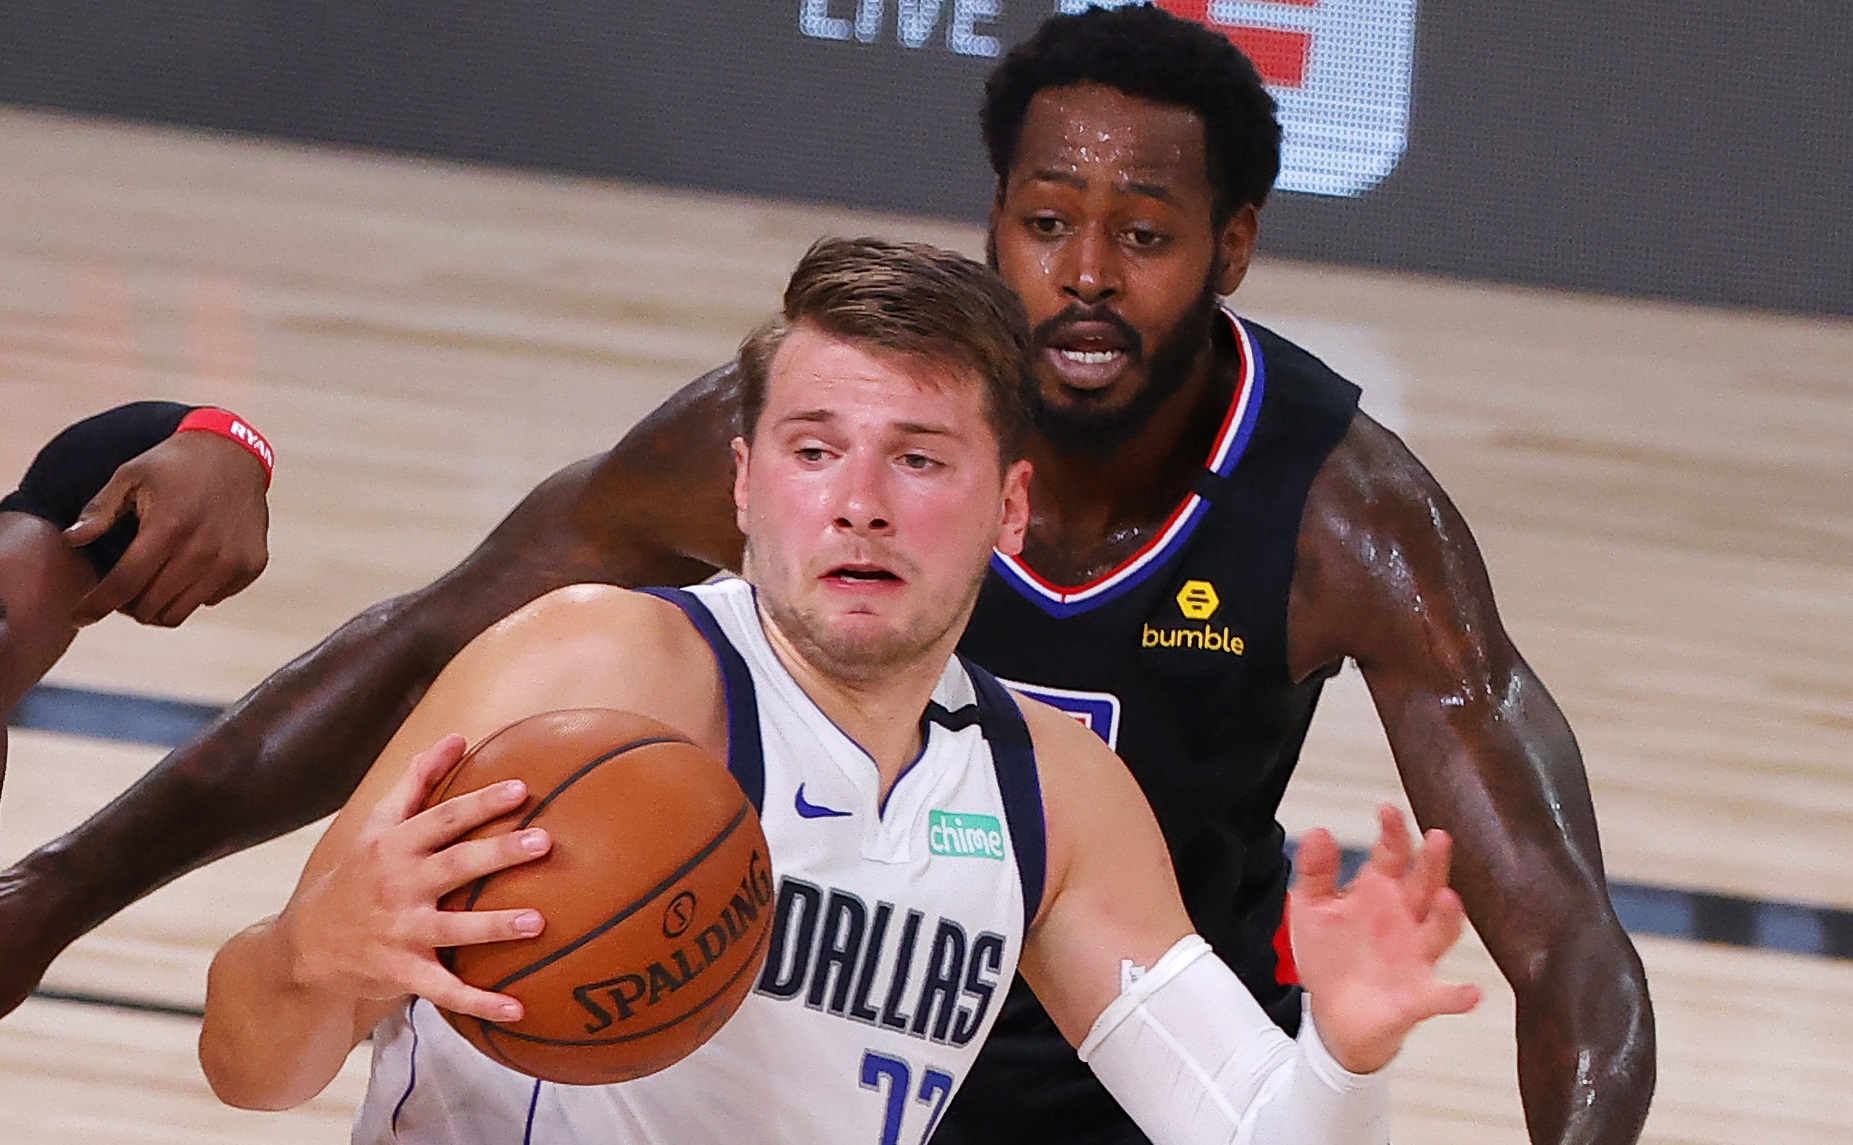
0, 514, 99, 794
0, 515, 94, 716
1288, 415, 1655, 1145
0, 366, 745, 1019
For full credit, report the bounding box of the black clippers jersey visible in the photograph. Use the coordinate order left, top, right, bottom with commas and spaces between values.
939, 315, 1362, 1145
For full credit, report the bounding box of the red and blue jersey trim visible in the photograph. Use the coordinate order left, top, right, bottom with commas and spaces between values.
989, 312, 1267, 619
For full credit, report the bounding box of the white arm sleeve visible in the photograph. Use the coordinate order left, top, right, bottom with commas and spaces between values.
1076, 935, 1391, 1145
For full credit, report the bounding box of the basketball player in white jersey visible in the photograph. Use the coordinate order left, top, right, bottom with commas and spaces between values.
200, 238, 1479, 1145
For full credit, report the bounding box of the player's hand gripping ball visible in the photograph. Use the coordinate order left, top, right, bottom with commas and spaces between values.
423, 709, 772, 1085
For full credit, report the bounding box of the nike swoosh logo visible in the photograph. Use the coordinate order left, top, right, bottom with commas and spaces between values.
794, 784, 852, 820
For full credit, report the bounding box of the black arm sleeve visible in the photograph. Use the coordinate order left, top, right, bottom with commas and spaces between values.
0, 401, 194, 578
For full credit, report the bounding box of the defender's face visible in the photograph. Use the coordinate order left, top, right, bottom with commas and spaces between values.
991, 83, 1253, 431
734, 325, 1031, 683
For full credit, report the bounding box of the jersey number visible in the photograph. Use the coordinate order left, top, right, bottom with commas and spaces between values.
859, 1050, 954, 1145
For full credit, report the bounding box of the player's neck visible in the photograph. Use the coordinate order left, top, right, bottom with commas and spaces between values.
754, 604, 960, 797
1019, 337, 1234, 572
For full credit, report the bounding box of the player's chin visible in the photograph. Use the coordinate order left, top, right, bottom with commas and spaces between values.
818, 611, 906, 649
1035, 378, 1148, 428
821, 606, 937, 653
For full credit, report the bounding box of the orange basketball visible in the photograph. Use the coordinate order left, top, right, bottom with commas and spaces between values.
424, 709, 772, 1086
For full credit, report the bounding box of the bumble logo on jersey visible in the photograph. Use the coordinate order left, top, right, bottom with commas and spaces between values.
756, 877, 1007, 1046
1175, 580, 1219, 620
1141, 579, 1246, 655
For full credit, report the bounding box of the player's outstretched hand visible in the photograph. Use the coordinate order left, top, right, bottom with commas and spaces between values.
1290, 805, 1482, 1075
279, 735, 551, 1022
68, 428, 271, 627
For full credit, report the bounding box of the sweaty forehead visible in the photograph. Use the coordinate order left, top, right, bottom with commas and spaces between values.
1008, 83, 1212, 200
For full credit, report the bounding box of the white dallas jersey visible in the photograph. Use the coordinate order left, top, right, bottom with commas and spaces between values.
353, 577, 1046, 1145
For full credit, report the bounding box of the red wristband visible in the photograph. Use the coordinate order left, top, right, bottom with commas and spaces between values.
177, 407, 275, 486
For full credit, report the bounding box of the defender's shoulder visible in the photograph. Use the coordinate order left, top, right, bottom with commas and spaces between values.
1237, 317, 1364, 418
1289, 410, 1509, 675
1313, 411, 1452, 519
604, 361, 743, 463
567, 362, 746, 576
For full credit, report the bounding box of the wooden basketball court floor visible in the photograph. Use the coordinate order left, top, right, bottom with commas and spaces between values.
0, 108, 1848, 1143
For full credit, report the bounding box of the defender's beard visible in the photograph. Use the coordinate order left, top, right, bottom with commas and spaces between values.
1030, 278, 1222, 459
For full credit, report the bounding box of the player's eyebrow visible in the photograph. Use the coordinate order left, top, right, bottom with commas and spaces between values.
1025, 167, 1177, 205
893, 421, 955, 438
776, 409, 839, 429
1027, 167, 1087, 192
1119, 178, 1176, 204
775, 410, 957, 439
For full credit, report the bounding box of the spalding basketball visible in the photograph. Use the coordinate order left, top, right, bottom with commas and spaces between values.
425, 709, 772, 1086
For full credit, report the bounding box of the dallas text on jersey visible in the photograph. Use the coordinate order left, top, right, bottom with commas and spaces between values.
756, 877, 1010, 1046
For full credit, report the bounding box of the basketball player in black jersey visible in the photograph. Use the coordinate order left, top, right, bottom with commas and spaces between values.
0, 7, 1652, 1144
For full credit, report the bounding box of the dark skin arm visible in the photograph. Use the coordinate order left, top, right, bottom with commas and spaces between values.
0, 367, 746, 1017
0, 513, 100, 793
1288, 414, 1654, 1145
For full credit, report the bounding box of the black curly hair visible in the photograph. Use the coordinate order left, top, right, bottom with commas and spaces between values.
982, 5, 1282, 220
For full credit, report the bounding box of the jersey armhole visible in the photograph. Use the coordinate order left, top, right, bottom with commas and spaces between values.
637, 587, 765, 812
962, 659, 1048, 927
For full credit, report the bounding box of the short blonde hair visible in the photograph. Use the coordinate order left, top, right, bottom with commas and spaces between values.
738, 237, 1033, 463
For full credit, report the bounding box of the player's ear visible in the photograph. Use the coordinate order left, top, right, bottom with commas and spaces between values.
994, 458, 1033, 557
730, 436, 751, 532
1214, 204, 1259, 296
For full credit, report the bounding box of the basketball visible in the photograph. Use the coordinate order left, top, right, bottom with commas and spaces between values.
423, 708, 772, 1086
